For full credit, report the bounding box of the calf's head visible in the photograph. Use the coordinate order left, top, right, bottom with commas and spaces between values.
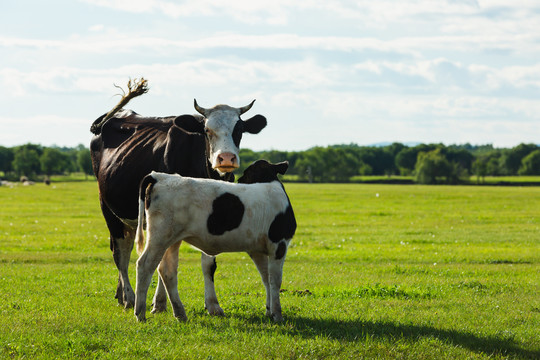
173, 100, 267, 175
237, 160, 289, 184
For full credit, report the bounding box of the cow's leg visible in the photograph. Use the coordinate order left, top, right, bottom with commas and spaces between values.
201, 253, 224, 316
157, 242, 187, 321
249, 252, 272, 317
100, 197, 135, 308
134, 243, 168, 322
112, 230, 136, 308
268, 241, 289, 322
151, 277, 168, 314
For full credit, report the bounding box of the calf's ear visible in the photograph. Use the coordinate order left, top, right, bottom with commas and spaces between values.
242, 115, 267, 134
273, 161, 289, 175
174, 115, 205, 135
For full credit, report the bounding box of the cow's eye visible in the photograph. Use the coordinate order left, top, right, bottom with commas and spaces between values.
205, 128, 215, 138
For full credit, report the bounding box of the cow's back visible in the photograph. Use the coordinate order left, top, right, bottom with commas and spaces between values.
91, 110, 181, 220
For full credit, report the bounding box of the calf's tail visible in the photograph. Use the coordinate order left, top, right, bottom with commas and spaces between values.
136, 173, 157, 255
135, 196, 146, 256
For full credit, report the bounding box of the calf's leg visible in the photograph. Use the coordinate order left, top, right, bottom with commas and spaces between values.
201, 253, 224, 316
135, 244, 169, 322
151, 277, 168, 313
157, 242, 187, 321
268, 241, 289, 322
249, 252, 272, 317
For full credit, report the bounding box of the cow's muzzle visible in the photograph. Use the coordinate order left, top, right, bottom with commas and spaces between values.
215, 152, 239, 173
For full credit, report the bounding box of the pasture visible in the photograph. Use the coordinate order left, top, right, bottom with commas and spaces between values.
0, 181, 538, 359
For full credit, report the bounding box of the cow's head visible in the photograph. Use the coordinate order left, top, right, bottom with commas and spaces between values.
237, 160, 289, 184
174, 100, 267, 174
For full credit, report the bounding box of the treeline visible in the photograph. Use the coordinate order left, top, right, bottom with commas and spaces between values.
1, 142, 539, 184
238, 143, 540, 184
0, 144, 93, 180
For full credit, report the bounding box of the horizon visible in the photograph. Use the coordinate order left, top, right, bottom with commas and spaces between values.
2, 140, 537, 153
1, 1, 539, 150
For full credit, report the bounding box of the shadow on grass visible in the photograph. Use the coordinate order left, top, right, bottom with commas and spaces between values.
242, 314, 538, 359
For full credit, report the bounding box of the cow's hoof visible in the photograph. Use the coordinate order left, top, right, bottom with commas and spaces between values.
206, 304, 225, 316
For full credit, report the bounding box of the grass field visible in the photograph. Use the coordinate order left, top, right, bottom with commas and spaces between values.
0, 181, 539, 359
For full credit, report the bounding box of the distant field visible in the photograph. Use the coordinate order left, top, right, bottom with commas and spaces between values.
0, 181, 539, 359
285, 174, 540, 185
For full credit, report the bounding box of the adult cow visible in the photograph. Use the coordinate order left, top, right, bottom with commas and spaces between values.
90, 97, 267, 314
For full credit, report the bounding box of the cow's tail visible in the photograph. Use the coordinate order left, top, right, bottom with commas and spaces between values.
136, 173, 157, 255
90, 77, 149, 134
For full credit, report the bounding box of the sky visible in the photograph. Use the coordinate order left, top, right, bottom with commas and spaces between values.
1, 0, 539, 151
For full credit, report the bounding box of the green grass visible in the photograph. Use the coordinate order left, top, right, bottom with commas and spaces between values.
469, 175, 540, 185
0, 182, 539, 359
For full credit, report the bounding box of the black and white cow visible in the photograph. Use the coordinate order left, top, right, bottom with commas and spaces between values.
90, 100, 266, 312
134, 160, 297, 322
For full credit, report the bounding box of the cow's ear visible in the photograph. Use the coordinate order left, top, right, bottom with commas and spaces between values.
173, 115, 204, 134
242, 115, 267, 134
273, 161, 289, 175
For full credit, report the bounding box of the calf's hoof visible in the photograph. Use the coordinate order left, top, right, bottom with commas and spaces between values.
135, 307, 146, 323
135, 313, 146, 323
122, 289, 136, 309
175, 314, 188, 322
151, 302, 167, 314
270, 311, 284, 323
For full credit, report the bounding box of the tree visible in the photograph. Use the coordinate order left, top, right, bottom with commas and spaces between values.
325, 148, 360, 182
354, 147, 394, 175
518, 150, 540, 175
501, 143, 538, 175
395, 147, 417, 175
414, 149, 451, 184
473, 151, 502, 181
40, 148, 70, 176
396, 144, 439, 175
295, 147, 326, 182
445, 147, 474, 174
77, 148, 94, 179
12, 145, 41, 178
0, 146, 14, 175
472, 157, 488, 183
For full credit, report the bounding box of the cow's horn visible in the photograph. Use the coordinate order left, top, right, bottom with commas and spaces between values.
238, 100, 256, 115
194, 99, 207, 116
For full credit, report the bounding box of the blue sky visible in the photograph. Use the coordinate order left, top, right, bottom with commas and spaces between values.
1, 0, 539, 151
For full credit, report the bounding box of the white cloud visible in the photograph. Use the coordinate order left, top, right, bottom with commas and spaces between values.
79, 0, 293, 24
88, 24, 105, 32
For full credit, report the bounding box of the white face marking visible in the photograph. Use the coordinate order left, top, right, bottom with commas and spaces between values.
204, 106, 241, 173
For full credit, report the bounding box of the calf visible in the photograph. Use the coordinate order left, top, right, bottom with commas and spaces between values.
134, 160, 296, 322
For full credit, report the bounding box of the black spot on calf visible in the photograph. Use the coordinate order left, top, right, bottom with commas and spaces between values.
210, 257, 217, 283
268, 205, 296, 243
207, 193, 245, 235
275, 241, 287, 260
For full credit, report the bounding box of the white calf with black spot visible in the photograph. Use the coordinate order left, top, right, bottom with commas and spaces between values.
134, 160, 296, 322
